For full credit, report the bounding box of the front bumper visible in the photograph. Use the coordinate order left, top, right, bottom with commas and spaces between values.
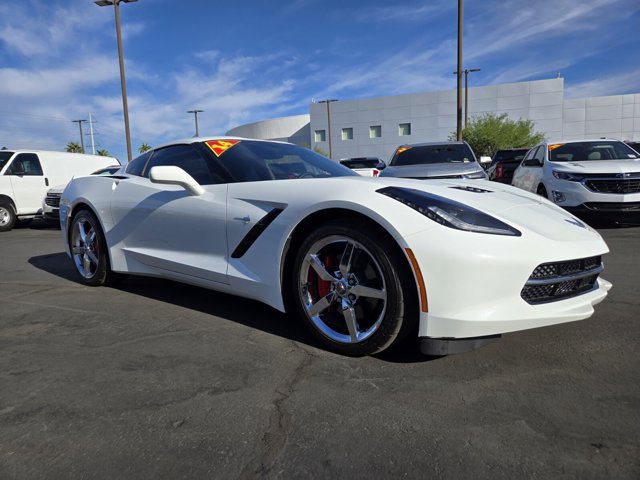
402, 213, 610, 340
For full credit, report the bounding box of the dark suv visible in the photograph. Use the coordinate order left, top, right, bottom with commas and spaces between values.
486, 148, 531, 184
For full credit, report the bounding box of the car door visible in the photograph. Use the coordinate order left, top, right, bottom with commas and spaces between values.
513, 146, 544, 192
109, 144, 229, 284
5, 153, 47, 215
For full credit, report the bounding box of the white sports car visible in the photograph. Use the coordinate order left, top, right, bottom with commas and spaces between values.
60, 137, 612, 356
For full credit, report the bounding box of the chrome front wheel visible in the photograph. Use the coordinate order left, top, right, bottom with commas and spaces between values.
299, 236, 387, 345
292, 219, 415, 356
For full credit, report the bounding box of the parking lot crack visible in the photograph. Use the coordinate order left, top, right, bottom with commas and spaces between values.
238, 344, 317, 479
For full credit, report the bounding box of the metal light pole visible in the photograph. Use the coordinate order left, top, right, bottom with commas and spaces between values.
454, 67, 481, 129
464, 68, 481, 128
456, 0, 463, 141
318, 99, 338, 159
95, 0, 137, 162
72, 119, 87, 153
187, 109, 204, 137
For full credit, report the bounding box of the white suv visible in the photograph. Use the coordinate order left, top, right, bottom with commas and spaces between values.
511, 139, 640, 214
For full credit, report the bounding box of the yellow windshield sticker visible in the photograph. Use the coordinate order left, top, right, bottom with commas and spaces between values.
206, 139, 240, 157
548, 143, 564, 151
396, 146, 412, 155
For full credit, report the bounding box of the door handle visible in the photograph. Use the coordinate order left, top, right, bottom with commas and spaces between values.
234, 216, 250, 224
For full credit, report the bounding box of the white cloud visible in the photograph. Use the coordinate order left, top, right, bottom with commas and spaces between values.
565, 69, 640, 98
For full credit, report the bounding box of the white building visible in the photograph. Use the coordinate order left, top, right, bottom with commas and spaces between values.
227, 78, 640, 160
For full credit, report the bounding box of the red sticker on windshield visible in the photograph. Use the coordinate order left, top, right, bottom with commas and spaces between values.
206, 139, 240, 157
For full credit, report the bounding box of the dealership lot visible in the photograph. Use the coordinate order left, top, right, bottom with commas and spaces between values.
1, 222, 639, 479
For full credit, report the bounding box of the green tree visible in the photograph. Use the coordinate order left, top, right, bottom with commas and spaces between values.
449, 113, 545, 158
138, 143, 151, 153
66, 142, 83, 153
96, 149, 110, 157
313, 146, 330, 157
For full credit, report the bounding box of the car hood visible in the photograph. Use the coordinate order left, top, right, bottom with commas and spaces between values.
550, 159, 640, 174
379, 162, 484, 179
369, 177, 602, 242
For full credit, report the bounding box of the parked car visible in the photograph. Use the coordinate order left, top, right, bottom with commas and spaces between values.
486, 148, 531, 184
42, 164, 123, 223
624, 140, 640, 153
60, 137, 610, 357
511, 139, 640, 215
378, 141, 487, 180
0, 150, 118, 231
339, 157, 383, 177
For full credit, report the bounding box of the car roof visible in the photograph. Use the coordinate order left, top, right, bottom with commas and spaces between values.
542, 138, 624, 145
396, 141, 466, 148
152, 136, 291, 151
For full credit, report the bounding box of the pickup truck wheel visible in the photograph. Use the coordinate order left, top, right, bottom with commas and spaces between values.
0, 201, 16, 232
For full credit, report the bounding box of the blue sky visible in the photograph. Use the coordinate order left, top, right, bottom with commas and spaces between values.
0, 0, 639, 162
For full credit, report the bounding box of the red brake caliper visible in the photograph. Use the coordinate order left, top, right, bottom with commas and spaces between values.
309, 255, 333, 299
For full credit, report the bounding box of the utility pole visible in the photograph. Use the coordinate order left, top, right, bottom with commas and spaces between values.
456, 0, 463, 141
88, 113, 96, 154
318, 99, 338, 159
72, 119, 87, 153
187, 109, 204, 137
95, 0, 137, 162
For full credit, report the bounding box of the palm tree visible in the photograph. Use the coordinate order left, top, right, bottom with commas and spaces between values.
138, 143, 151, 153
66, 142, 83, 153
96, 149, 111, 157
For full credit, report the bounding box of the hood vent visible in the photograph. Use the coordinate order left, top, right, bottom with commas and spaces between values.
449, 186, 493, 193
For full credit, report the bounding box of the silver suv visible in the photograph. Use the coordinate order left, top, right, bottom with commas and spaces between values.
379, 141, 487, 180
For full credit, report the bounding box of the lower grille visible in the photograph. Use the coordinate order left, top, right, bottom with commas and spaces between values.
582, 202, 640, 212
521, 256, 603, 304
45, 193, 61, 208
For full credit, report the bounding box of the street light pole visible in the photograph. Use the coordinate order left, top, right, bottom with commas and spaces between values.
95, 0, 137, 162
318, 99, 338, 159
187, 109, 204, 137
456, 0, 463, 141
464, 68, 481, 128
72, 119, 87, 153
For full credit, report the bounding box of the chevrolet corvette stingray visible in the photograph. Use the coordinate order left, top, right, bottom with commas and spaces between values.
60, 138, 611, 356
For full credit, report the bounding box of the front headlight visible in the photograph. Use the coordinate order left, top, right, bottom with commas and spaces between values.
552, 170, 584, 181
378, 186, 521, 236
464, 170, 487, 179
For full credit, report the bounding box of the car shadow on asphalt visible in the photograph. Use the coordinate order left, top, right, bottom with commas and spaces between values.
28, 252, 437, 364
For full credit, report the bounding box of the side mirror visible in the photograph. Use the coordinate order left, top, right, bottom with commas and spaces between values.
376, 161, 386, 170
479, 156, 491, 164
149, 166, 204, 196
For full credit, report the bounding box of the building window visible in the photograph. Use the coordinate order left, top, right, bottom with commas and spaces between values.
369, 125, 382, 138
314, 130, 326, 142
399, 123, 411, 136
341, 127, 353, 140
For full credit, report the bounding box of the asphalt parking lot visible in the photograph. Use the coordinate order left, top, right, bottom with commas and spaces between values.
1, 220, 639, 479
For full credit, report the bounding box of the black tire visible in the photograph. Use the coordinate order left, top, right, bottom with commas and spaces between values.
0, 201, 16, 232
537, 184, 548, 199
290, 218, 417, 356
69, 209, 120, 286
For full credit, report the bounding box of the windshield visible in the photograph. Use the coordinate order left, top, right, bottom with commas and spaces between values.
340, 158, 379, 169
390, 144, 475, 166
207, 140, 356, 182
549, 141, 639, 162
0, 151, 14, 172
